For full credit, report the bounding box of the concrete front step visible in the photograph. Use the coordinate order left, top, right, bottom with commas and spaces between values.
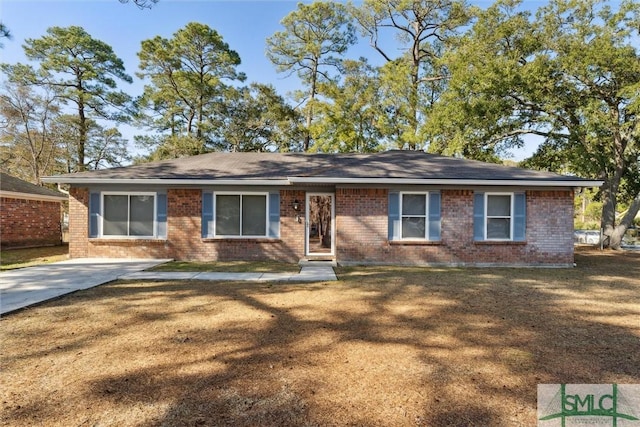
298, 259, 337, 267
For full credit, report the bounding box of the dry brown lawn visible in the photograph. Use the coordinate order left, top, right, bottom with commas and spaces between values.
1, 248, 639, 426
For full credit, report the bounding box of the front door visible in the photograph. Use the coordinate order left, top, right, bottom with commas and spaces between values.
306, 193, 335, 257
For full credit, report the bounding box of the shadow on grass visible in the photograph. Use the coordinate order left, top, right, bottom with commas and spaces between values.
1, 249, 638, 426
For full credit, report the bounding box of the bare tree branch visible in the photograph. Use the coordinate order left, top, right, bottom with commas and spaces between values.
118, 0, 158, 9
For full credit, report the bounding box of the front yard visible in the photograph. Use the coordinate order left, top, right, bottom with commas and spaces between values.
1, 248, 639, 426
0, 244, 69, 270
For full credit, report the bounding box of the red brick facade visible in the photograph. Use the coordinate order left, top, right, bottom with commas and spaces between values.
68, 186, 575, 266
69, 188, 89, 258
69, 188, 306, 262
1, 196, 62, 249
335, 188, 389, 262
336, 188, 574, 266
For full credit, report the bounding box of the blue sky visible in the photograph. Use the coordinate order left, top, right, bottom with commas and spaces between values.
1, 0, 550, 160
1, 1, 310, 98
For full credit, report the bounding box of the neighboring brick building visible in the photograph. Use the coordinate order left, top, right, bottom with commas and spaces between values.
0, 173, 67, 249
43, 151, 601, 267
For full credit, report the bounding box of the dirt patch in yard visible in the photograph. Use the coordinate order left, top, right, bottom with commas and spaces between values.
1, 248, 639, 426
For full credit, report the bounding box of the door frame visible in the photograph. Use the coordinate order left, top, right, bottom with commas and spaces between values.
305, 192, 335, 257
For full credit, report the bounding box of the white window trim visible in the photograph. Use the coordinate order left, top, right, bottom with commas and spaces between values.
484, 192, 514, 241
213, 191, 269, 238
400, 191, 430, 240
100, 192, 157, 239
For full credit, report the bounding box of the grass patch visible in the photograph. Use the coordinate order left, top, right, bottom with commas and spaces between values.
147, 260, 300, 273
0, 244, 68, 270
1, 248, 638, 426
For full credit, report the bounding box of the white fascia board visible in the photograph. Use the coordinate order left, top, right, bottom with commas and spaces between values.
286, 177, 604, 187
40, 175, 604, 188
40, 177, 291, 186
0, 190, 67, 202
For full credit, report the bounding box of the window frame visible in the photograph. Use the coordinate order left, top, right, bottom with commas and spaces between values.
213, 191, 270, 238
484, 192, 514, 241
399, 191, 430, 240
100, 191, 157, 239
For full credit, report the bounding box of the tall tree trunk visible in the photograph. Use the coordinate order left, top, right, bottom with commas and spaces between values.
77, 96, 86, 172
187, 111, 195, 138
197, 67, 204, 141
601, 129, 629, 249
303, 123, 311, 152
601, 175, 619, 246
36, 103, 55, 184
32, 153, 40, 184
608, 192, 640, 249
409, 64, 419, 150
24, 121, 41, 183
304, 59, 319, 152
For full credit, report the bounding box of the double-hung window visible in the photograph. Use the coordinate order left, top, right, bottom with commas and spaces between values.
473, 192, 526, 242
401, 193, 429, 239
485, 194, 513, 240
388, 191, 441, 241
215, 193, 268, 237
102, 193, 156, 237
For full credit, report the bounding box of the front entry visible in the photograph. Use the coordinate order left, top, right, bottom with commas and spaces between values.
306, 193, 335, 257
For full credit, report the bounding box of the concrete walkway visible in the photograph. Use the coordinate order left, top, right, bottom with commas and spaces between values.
0, 259, 337, 315
0, 258, 171, 315
120, 264, 337, 283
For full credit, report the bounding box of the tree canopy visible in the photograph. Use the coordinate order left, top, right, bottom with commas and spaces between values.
1, 1, 638, 245
310, 58, 385, 153
350, 0, 471, 150
266, 1, 356, 151
0, 80, 60, 183
213, 83, 303, 153
136, 22, 245, 158
1, 26, 132, 174
428, 0, 640, 247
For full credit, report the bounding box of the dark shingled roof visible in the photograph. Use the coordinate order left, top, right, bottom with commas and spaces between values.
42, 150, 596, 184
0, 172, 67, 199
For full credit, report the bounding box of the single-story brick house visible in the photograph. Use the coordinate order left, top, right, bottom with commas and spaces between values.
42, 151, 602, 266
1, 172, 68, 249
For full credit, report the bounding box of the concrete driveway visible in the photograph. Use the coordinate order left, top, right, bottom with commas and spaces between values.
0, 258, 170, 315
